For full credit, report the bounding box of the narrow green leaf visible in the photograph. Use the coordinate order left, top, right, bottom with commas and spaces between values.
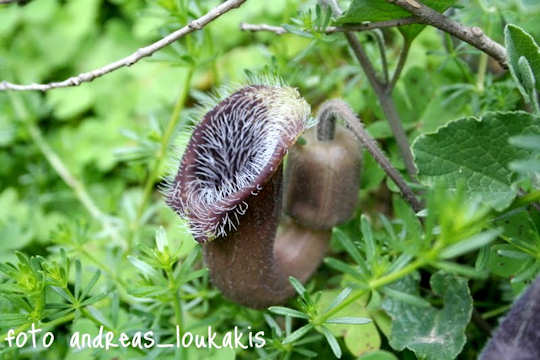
282, 324, 313, 344
324, 257, 366, 279
81, 270, 101, 298
74, 260, 82, 300
325, 287, 352, 313
294, 347, 318, 357
433, 261, 488, 278
320, 325, 342, 358
155, 226, 168, 252
288, 276, 306, 298
128, 256, 158, 277
263, 314, 282, 337
440, 228, 501, 259
382, 287, 430, 308
361, 215, 376, 263
505, 24, 540, 95
51, 287, 75, 305
326, 316, 372, 325
334, 228, 363, 264
268, 306, 309, 319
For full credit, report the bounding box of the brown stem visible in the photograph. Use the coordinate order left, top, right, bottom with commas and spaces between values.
388, 0, 507, 68
203, 165, 331, 308
345, 33, 417, 178
317, 99, 422, 213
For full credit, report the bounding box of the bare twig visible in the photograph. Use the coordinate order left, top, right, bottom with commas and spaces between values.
240, 23, 288, 35
240, 17, 419, 35
387, 38, 411, 92
8, 93, 122, 243
387, 0, 507, 67
318, 99, 423, 213
372, 30, 390, 84
0, 0, 22, 4
344, 31, 418, 178
0, 0, 247, 91
319, 0, 419, 178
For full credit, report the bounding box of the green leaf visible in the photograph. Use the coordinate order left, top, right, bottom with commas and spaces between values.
413, 111, 540, 211
324, 257, 367, 279
505, 24, 540, 95
358, 351, 398, 360
440, 228, 501, 259
326, 317, 372, 325
338, 0, 456, 41
334, 228, 364, 265
433, 261, 488, 279
382, 272, 472, 360
317, 289, 380, 356
282, 323, 313, 344
320, 325, 342, 358
325, 287, 352, 313
268, 306, 309, 319
381, 287, 430, 307
288, 276, 306, 298
361, 215, 376, 264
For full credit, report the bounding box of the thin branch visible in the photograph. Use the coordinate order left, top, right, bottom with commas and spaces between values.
240, 17, 420, 35
318, 99, 423, 213
344, 32, 384, 90
387, 0, 507, 67
0, 0, 247, 91
387, 37, 411, 92
0, 0, 22, 4
320, 0, 418, 178
345, 32, 418, 177
372, 30, 390, 84
8, 93, 122, 243
240, 23, 288, 35
128, 68, 194, 248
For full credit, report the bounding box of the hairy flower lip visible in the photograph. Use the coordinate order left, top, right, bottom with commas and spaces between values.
166, 85, 310, 243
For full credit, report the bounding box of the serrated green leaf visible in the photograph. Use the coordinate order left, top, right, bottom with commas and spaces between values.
413, 111, 540, 211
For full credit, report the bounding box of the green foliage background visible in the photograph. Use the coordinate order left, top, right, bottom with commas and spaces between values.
1, 0, 540, 359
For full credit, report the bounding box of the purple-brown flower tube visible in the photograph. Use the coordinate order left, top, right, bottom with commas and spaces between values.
166, 84, 332, 308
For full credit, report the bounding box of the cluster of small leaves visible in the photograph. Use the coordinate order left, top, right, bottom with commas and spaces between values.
0, 250, 105, 345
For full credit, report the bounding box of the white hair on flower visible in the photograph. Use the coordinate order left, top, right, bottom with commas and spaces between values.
164, 75, 312, 242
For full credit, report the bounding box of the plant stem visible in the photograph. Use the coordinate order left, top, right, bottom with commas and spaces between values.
317, 99, 423, 213
368, 259, 425, 289
0, 313, 76, 343
321, 258, 426, 322
388, 37, 411, 92
129, 68, 194, 248
344, 32, 417, 178
372, 30, 389, 84
166, 267, 184, 330
8, 93, 121, 244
